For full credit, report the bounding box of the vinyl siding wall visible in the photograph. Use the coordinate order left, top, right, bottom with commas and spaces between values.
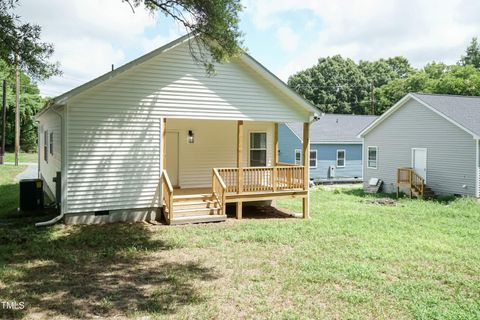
168, 119, 274, 188
38, 110, 62, 199
63, 41, 308, 214
278, 124, 363, 179
363, 99, 477, 196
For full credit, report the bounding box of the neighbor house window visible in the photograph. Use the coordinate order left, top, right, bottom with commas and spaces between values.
368, 146, 378, 169
44, 130, 48, 163
49, 132, 54, 155
294, 149, 302, 165
250, 132, 267, 167
310, 150, 317, 168
336, 149, 345, 168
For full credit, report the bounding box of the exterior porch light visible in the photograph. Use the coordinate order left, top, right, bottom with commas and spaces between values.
188, 130, 194, 144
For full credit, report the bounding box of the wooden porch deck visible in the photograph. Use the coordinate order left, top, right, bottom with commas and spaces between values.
160, 119, 311, 225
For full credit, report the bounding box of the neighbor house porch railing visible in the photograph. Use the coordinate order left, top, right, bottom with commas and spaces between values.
217, 166, 305, 193
397, 167, 424, 197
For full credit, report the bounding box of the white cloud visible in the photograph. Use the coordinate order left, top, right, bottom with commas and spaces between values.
276, 26, 300, 52
15, 0, 184, 96
245, 0, 480, 81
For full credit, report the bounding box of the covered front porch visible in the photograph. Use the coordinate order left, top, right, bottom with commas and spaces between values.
160, 119, 311, 225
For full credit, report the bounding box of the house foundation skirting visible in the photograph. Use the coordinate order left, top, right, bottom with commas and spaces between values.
64, 207, 161, 225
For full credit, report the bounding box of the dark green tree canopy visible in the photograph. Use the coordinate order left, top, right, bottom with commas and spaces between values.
0, 0, 60, 79
288, 55, 369, 114
459, 37, 480, 70
289, 38, 480, 116
129, 0, 244, 73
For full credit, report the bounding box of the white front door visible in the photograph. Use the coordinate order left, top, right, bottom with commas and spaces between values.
166, 131, 179, 187
412, 148, 427, 182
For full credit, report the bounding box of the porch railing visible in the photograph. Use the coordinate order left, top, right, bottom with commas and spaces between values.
217, 166, 305, 193
397, 167, 424, 197
161, 170, 174, 222
212, 168, 227, 214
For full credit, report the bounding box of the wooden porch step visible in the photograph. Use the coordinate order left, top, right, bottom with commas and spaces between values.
173, 207, 220, 217
173, 200, 217, 210
173, 194, 212, 202
169, 214, 227, 225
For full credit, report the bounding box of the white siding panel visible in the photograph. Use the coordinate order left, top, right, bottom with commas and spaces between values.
66, 107, 161, 213
363, 100, 477, 196
37, 111, 61, 198
69, 42, 309, 123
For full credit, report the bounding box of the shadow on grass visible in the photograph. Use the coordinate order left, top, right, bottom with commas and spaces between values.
0, 223, 218, 319
225, 204, 296, 220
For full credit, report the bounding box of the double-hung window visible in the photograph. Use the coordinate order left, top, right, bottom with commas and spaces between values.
49, 132, 54, 156
336, 149, 345, 168
44, 130, 48, 163
367, 146, 378, 169
294, 149, 302, 165
309, 150, 317, 168
250, 132, 267, 167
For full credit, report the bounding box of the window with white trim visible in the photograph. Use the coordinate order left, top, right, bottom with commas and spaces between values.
49, 132, 54, 156
44, 130, 48, 163
336, 149, 345, 168
367, 146, 378, 169
310, 150, 317, 168
294, 149, 302, 165
294, 149, 317, 168
249, 132, 267, 167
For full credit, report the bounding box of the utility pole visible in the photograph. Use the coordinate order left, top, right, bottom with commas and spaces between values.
0, 80, 6, 165
14, 54, 20, 166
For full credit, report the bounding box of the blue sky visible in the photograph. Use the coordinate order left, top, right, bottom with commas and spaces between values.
15, 0, 480, 97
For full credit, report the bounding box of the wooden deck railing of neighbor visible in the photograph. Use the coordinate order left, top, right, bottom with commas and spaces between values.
161, 170, 174, 223
397, 167, 424, 198
217, 166, 305, 194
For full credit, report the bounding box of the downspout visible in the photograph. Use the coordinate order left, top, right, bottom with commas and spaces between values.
36, 105, 64, 227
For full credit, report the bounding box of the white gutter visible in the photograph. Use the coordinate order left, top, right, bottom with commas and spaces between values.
36, 105, 64, 227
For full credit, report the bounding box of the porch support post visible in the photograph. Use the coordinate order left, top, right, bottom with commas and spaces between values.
302, 122, 310, 219
236, 201, 242, 220
162, 118, 167, 170
237, 120, 243, 195
274, 123, 279, 165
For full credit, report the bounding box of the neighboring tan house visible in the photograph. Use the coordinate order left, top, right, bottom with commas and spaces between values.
278, 114, 377, 181
35, 35, 318, 225
359, 93, 480, 198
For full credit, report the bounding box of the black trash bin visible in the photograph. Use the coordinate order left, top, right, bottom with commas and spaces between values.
19, 179, 44, 212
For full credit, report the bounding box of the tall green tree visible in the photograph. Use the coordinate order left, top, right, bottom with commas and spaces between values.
0, 59, 45, 151
0, 0, 60, 79
129, 0, 244, 73
288, 55, 369, 114
459, 37, 480, 70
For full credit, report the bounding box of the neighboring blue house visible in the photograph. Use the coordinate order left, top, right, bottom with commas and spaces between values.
279, 114, 378, 181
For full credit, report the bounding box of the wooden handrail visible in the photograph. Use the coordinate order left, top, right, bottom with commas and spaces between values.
161, 170, 174, 223
397, 167, 425, 198
212, 168, 226, 215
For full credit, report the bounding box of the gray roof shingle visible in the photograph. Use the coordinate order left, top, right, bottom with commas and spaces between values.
411, 93, 480, 137
286, 114, 378, 143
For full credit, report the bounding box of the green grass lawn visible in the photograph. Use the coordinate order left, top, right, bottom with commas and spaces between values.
3, 152, 38, 163
0, 168, 479, 319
